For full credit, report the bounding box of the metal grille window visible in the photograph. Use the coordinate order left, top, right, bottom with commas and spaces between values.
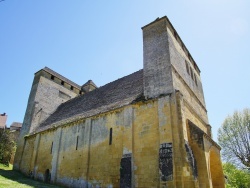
159, 143, 173, 181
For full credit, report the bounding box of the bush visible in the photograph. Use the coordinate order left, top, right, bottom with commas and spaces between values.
223, 163, 250, 188
0, 129, 16, 166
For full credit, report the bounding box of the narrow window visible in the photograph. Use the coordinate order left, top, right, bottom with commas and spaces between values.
185, 61, 190, 75
61, 81, 64, 85
76, 136, 79, 150
51, 75, 55, 80
194, 74, 198, 86
50, 142, 53, 154
174, 31, 177, 39
182, 44, 185, 50
70, 86, 74, 90
190, 68, 194, 80
109, 128, 113, 145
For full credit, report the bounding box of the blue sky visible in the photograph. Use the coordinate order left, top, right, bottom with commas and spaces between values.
0, 1, 249, 141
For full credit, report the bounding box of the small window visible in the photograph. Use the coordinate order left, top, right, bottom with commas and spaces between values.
185, 61, 190, 75
194, 74, 198, 86
51, 75, 55, 80
182, 44, 185, 50
109, 128, 113, 145
190, 68, 194, 80
50, 142, 53, 154
70, 86, 74, 90
79, 91, 82, 94
76, 136, 79, 150
61, 81, 64, 85
174, 31, 177, 39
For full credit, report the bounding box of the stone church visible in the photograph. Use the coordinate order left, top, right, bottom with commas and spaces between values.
14, 16, 225, 187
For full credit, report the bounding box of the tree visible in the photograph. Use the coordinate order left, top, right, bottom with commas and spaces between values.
0, 129, 15, 166
223, 163, 250, 188
218, 108, 250, 169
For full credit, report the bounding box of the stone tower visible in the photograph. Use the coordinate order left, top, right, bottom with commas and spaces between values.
14, 67, 97, 169
142, 17, 223, 187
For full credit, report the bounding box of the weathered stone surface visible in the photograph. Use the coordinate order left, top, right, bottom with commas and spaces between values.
15, 16, 225, 188
143, 18, 174, 99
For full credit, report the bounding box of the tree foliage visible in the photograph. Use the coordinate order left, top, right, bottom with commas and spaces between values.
223, 163, 250, 188
218, 108, 250, 169
0, 129, 15, 166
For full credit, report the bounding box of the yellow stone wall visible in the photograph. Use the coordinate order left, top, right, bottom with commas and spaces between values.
20, 93, 224, 187
133, 100, 159, 187
21, 97, 175, 187
19, 136, 35, 174
34, 131, 54, 180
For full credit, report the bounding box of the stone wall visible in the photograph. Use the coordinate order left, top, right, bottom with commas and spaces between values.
142, 18, 174, 99
167, 24, 208, 125
29, 76, 78, 133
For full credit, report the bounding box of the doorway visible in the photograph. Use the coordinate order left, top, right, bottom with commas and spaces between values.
120, 155, 131, 188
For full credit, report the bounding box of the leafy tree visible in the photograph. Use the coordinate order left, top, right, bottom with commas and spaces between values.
223, 163, 250, 188
218, 108, 250, 169
0, 129, 15, 166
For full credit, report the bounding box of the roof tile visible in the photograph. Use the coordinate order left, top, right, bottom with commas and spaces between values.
34, 69, 143, 133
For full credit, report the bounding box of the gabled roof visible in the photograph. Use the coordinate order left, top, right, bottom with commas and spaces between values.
34, 69, 144, 134
82, 80, 97, 88
81, 80, 98, 93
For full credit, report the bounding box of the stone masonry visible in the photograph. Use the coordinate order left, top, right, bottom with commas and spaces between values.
14, 16, 225, 188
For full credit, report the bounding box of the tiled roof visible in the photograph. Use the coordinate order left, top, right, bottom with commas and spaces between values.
34, 69, 144, 133
42, 67, 81, 89
10, 122, 22, 128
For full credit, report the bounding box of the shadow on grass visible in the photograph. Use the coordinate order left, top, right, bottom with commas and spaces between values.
0, 169, 63, 188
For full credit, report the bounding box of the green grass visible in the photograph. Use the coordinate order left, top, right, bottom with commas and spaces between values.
0, 164, 62, 188
0, 163, 13, 171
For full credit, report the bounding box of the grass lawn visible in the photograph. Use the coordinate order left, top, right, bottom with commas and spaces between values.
0, 163, 62, 188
